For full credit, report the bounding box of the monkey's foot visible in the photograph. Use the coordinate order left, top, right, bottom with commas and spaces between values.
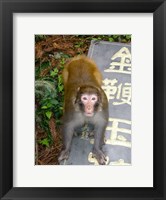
58, 150, 70, 163
92, 149, 107, 165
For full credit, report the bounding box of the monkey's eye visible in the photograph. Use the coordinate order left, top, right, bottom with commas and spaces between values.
91, 96, 97, 101
81, 96, 88, 102
83, 97, 87, 100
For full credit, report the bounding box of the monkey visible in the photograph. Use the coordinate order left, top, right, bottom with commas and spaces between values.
58, 55, 109, 165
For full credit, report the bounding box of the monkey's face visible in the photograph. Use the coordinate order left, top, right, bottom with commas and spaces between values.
80, 93, 98, 117
75, 86, 101, 117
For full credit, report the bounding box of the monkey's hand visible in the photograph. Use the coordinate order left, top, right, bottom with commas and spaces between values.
92, 149, 107, 165
58, 150, 70, 163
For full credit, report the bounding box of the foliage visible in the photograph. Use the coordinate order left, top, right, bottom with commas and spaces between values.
75, 35, 131, 43
39, 138, 50, 147
35, 61, 65, 146
35, 35, 46, 42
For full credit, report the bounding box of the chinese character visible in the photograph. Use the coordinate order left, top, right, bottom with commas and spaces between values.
104, 47, 131, 74
105, 118, 131, 148
102, 79, 131, 105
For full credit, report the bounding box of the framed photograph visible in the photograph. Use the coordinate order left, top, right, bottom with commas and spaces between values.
0, 0, 165, 199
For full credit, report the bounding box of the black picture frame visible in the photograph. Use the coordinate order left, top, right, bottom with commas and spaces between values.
0, 0, 166, 199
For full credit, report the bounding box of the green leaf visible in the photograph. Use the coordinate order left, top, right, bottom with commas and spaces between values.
41, 106, 47, 109
113, 35, 118, 39
46, 102, 52, 108
62, 54, 70, 59
50, 68, 59, 77
126, 35, 131, 40
58, 85, 64, 92
39, 138, 50, 147
58, 75, 63, 84
109, 38, 114, 42
59, 106, 63, 110
45, 111, 52, 119
122, 39, 127, 43
50, 99, 59, 106
41, 61, 50, 69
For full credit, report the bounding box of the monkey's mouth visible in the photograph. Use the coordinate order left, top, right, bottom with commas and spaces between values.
85, 112, 94, 117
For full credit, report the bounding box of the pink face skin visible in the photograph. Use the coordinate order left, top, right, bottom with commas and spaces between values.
81, 94, 98, 117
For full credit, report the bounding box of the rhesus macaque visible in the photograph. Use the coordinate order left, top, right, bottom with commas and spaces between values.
58, 55, 109, 165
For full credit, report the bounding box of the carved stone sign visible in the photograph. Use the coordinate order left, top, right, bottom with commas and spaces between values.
61, 40, 131, 165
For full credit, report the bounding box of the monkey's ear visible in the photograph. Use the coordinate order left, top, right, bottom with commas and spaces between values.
73, 87, 80, 105
73, 97, 80, 111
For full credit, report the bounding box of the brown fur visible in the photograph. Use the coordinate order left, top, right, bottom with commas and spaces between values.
63, 55, 103, 88
63, 55, 107, 112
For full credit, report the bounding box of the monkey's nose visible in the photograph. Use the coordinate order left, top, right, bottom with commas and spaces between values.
87, 105, 92, 111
